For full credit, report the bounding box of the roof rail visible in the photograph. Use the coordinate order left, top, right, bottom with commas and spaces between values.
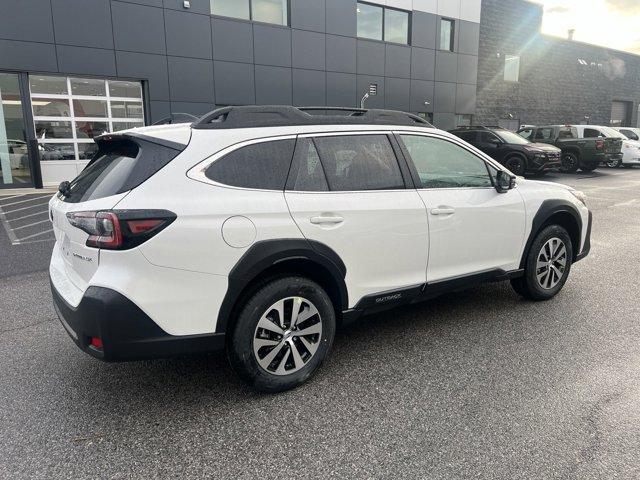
192, 105, 433, 130
451, 125, 507, 131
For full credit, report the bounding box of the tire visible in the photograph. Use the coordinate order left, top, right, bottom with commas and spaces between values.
560, 152, 580, 173
511, 225, 573, 301
580, 163, 598, 172
228, 276, 336, 393
606, 158, 622, 168
504, 155, 527, 176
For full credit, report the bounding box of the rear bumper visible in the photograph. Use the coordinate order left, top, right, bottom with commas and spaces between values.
51, 278, 225, 362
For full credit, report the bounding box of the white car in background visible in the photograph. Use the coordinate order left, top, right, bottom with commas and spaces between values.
614, 127, 640, 166
575, 125, 640, 168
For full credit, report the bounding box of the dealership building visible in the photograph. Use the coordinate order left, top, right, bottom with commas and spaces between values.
0, 0, 638, 189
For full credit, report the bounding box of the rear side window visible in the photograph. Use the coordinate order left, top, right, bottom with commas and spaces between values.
454, 131, 477, 143
62, 138, 181, 203
583, 128, 603, 138
557, 128, 574, 139
312, 135, 404, 191
534, 128, 554, 140
205, 139, 295, 190
287, 138, 329, 192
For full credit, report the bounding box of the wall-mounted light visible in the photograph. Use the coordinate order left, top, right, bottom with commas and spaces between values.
183, 0, 191, 9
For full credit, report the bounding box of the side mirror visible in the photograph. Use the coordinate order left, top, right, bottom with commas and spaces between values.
491, 138, 502, 146
495, 170, 516, 193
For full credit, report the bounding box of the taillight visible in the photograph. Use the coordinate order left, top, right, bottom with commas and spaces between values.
66, 210, 176, 250
595, 139, 605, 150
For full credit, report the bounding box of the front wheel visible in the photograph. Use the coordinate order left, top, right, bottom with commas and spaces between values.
228, 276, 336, 392
511, 225, 573, 301
560, 152, 580, 173
504, 155, 527, 176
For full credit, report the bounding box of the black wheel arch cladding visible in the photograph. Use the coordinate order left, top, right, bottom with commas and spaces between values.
216, 239, 348, 333
520, 199, 583, 269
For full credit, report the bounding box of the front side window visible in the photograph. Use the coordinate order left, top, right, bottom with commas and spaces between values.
439, 19, 454, 51
518, 129, 533, 140
620, 129, 639, 140
455, 131, 477, 143
211, 0, 287, 25
313, 135, 404, 191
504, 55, 520, 82
357, 2, 410, 44
495, 130, 530, 145
400, 135, 492, 189
205, 139, 295, 190
534, 128, 554, 141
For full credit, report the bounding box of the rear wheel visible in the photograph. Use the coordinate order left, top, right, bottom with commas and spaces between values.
560, 152, 580, 173
511, 225, 573, 301
228, 276, 335, 392
504, 155, 527, 176
606, 158, 622, 168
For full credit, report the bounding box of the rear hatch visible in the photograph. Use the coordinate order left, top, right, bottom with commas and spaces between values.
50, 132, 187, 293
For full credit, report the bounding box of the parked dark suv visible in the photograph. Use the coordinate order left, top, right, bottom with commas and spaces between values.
449, 126, 562, 176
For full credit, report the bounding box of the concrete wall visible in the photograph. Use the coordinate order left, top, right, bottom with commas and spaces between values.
476, 0, 640, 128
0, 0, 481, 130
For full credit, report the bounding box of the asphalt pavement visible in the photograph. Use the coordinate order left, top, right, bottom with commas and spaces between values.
1, 169, 640, 479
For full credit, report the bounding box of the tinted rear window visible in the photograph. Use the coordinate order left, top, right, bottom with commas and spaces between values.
205, 139, 296, 190
61, 137, 182, 203
312, 135, 404, 191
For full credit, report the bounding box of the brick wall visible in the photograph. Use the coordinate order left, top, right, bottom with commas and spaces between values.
476, 0, 640, 128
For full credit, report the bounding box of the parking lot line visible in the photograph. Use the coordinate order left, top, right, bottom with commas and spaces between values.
6, 210, 50, 223
0, 195, 52, 208
3, 201, 51, 215
17, 229, 54, 242
12, 219, 51, 231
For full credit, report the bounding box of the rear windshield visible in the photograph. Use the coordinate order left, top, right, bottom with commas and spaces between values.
61, 137, 183, 203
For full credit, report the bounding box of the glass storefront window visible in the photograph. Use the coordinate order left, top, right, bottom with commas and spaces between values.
1, 73, 32, 186
72, 99, 108, 118
29, 75, 68, 95
108, 81, 142, 98
70, 78, 106, 96
110, 101, 143, 119
32, 98, 71, 117
35, 120, 73, 139
30, 75, 145, 163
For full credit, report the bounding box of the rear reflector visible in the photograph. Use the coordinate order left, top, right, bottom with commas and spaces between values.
126, 219, 164, 234
90, 337, 103, 350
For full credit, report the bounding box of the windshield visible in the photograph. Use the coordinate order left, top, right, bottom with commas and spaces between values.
496, 130, 530, 145
597, 126, 627, 139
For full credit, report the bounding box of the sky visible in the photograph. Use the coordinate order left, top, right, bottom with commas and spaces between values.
534, 0, 640, 54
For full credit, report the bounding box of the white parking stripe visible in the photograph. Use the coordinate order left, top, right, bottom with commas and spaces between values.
0, 194, 25, 202
0, 205, 20, 244
13, 219, 51, 231
6, 210, 50, 223
16, 228, 54, 241
3, 201, 51, 214
0, 195, 52, 208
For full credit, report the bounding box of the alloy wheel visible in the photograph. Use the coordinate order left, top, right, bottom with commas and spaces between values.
253, 297, 322, 376
536, 237, 567, 289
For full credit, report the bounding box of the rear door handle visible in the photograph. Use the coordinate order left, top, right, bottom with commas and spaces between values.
310, 215, 344, 225
430, 207, 456, 216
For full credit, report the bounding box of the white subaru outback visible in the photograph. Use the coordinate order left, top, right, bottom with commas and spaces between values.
49, 106, 592, 392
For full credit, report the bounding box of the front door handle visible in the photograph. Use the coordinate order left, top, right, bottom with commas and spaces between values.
430, 207, 456, 216
310, 215, 344, 225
